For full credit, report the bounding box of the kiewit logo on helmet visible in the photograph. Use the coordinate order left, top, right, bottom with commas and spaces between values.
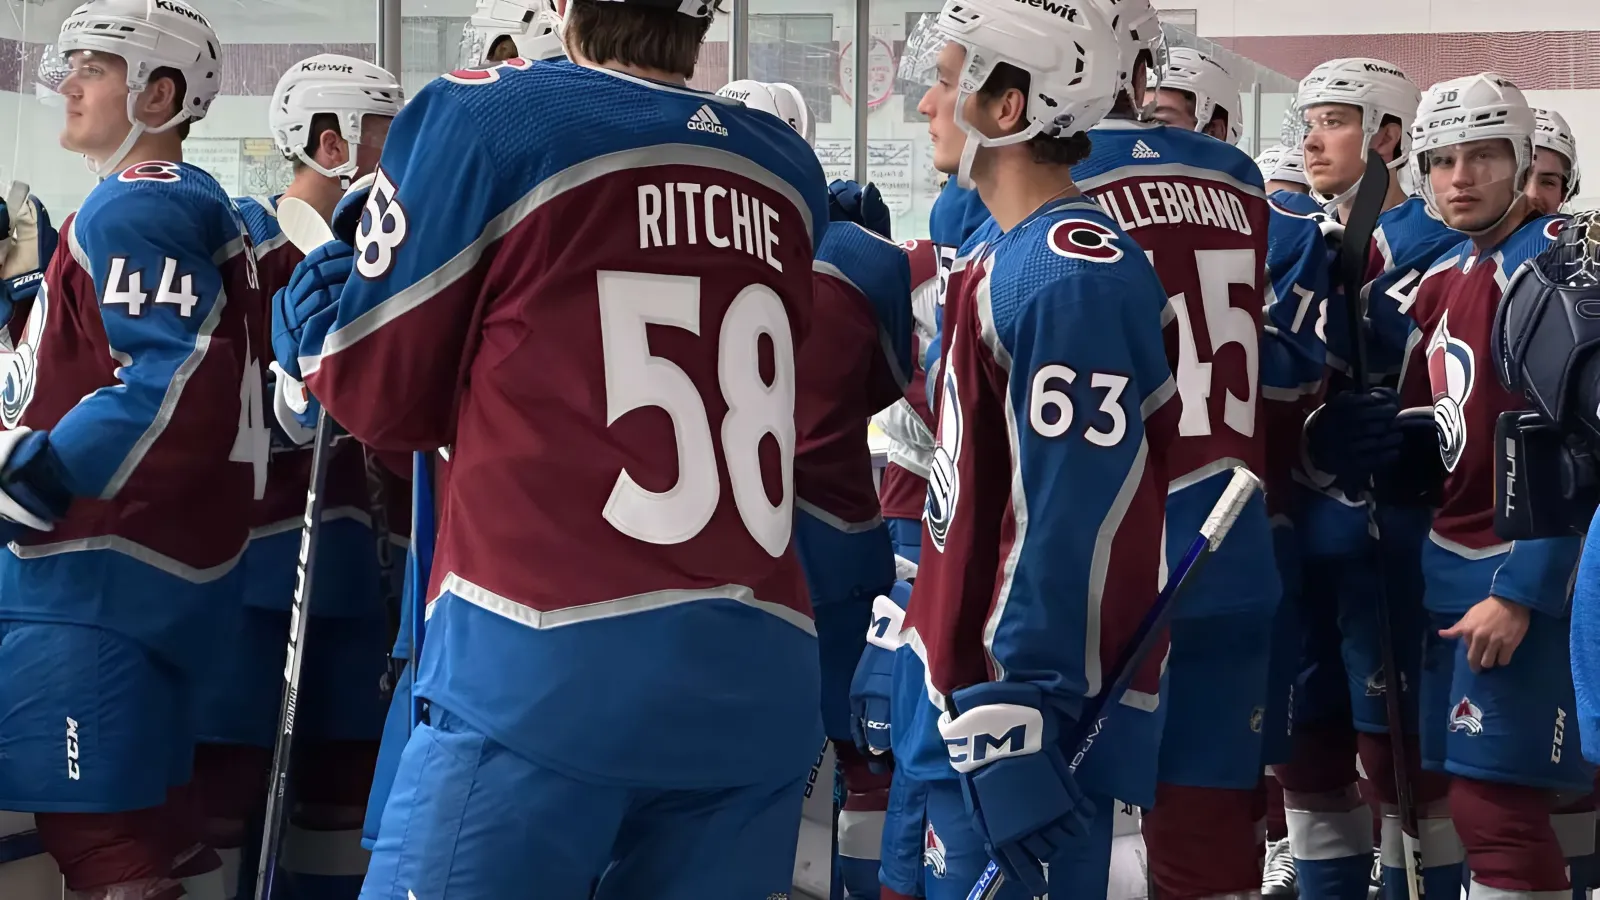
1012, 0, 1079, 18
301, 62, 356, 74
1362, 62, 1405, 78
155, 0, 208, 24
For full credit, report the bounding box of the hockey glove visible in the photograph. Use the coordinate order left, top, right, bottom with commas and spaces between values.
0, 428, 69, 539
1373, 406, 1445, 507
850, 587, 908, 765
1304, 387, 1402, 493
939, 681, 1093, 898
273, 240, 354, 382
829, 180, 893, 240
332, 172, 377, 246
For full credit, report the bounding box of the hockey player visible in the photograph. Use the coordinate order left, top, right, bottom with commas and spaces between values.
457, 0, 567, 66
894, 0, 1173, 895
270, 0, 833, 895
1526, 107, 1580, 216
717, 76, 913, 900
1382, 72, 1592, 900
1258, 144, 1315, 199
1070, 21, 1280, 898
1283, 57, 1466, 900
0, 2, 267, 899
193, 54, 405, 900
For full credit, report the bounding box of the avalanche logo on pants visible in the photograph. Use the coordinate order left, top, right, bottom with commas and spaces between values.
1426, 310, 1475, 472
924, 821, 948, 878
1449, 696, 1484, 735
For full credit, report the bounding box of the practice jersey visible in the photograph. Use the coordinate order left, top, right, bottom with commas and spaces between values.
876, 238, 939, 522
902, 197, 1176, 784
234, 195, 384, 618
0, 162, 264, 668
296, 58, 832, 788
1398, 214, 1579, 616
1076, 119, 1278, 616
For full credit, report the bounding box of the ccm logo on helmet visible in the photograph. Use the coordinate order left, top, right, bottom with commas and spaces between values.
155, 0, 208, 24
1047, 218, 1124, 263
301, 62, 355, 74
1012, 0, 1080, 19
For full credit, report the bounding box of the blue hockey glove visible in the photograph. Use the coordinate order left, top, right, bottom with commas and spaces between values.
1304, 387, 1402, 492
940, 681, 1093, 898
273, 240, 354, 382
828, 179, 892, 240
850, 587, 909, 767
0, 428, 70, 542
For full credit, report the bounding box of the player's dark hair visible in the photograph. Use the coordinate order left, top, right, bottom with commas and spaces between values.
977, 62, 1093, 168
150, 66, 191, 140
565, 0, 728, 80
1379, 113, 1405, 163
293, 112, 342, 173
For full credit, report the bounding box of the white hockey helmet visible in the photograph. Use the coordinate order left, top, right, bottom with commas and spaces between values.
1296, 57, 1420, 203
915, 0, 1122, 188
1257, 144, 1309, 187
585, 0, 715, 18
458, 0, 565, 68
1533, 107, 1581, 201
1161, 46, 1243, 144
270, 55, 404, 180
56, 0, 222, 177
1080, 0, 1167, 114
716, 80, 813, 144
1411, 73, 1536, 231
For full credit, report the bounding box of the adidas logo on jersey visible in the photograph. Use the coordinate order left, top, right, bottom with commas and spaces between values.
1131, 140, 1160, 160
688, 104, 729, 137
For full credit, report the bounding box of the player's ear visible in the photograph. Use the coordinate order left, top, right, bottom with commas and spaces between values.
996, 85, 1028, 135
1371, 120, 1403, 163
136, 75, 177, 127
318, 127, 349, 171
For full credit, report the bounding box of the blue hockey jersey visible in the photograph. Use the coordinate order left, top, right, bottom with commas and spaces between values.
293, 58, 832, 788
0, 162, 265, 671
1075, 118, 1278, 618
899, 197, 1178, 803
233, 195, 386, 619
1397, 215, 1578, 616
801, 221, 912, 742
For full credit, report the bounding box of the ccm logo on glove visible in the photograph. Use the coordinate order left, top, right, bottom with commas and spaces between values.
939, 703, 1043, 773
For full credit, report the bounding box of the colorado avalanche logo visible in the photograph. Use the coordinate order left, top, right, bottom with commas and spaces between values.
0, 278, 47, 429
118, 161, 182, 183
923, 822, 948, 878
1046, 218, 1124, 263
1426, 310, 1475, 472
1448, 696, 1484, 735
1545, 218, 1568, 241
925, 327, 963, 552
442, 56, 533, 85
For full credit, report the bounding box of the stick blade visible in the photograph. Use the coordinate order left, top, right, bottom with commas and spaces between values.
1200, 466, 1263, 548
277, 197, 335, 255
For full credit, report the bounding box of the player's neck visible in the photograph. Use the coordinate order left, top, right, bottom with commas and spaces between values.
976, 159, 1080, 232
281, 172, 343, 222
1468, 196, 1532, 253
568, 48, 686, 87
114, 131, 184, 172
1335, 170, 1408, 223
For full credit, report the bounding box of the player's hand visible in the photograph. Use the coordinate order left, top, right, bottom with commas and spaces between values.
849, 640, 895, 765
829, 179, 892, 240
1305, 387, 1402, 491
1440, 596, 1531, 672
940, 681, 1093, 897
273, 240, 355, 382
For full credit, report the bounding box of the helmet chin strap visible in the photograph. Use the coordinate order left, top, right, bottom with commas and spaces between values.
1312, 144, 1403, 217
953, 89, 1044, 191
87, 90, 193, 180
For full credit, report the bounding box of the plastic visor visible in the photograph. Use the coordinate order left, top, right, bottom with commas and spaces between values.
897, 13, 946, 95
35, 46, 69, 107
457, 23, 529, 69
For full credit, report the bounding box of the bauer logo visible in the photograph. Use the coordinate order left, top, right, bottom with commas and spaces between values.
687, 104, 729, 137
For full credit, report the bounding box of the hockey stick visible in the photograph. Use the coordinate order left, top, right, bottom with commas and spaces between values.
1339, 150, 1425, 900
969, 466, 1264, 900
256, 411, 338, 900
276, 196, 335, 254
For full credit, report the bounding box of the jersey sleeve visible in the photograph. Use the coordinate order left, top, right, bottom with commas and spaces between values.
1490, 536, 1582, 617
50, 190, 240, 500
979, 270, 1174, 706
299, 81, 504, 452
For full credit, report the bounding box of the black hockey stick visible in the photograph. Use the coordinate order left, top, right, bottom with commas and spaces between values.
969, 467, 1264, 900
256, 409, 338, 900
1339, 149, 1425, 900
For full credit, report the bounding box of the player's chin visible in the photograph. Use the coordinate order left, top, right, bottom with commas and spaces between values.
1441, 204, 1496, 233
1305, 170, 1349, 198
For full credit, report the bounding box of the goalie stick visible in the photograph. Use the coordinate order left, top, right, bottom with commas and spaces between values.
1339, 149, 1426, 900
969, 466, 1263, 900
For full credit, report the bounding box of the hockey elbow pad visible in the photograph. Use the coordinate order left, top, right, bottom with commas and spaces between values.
1373, 406, 1445, 508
